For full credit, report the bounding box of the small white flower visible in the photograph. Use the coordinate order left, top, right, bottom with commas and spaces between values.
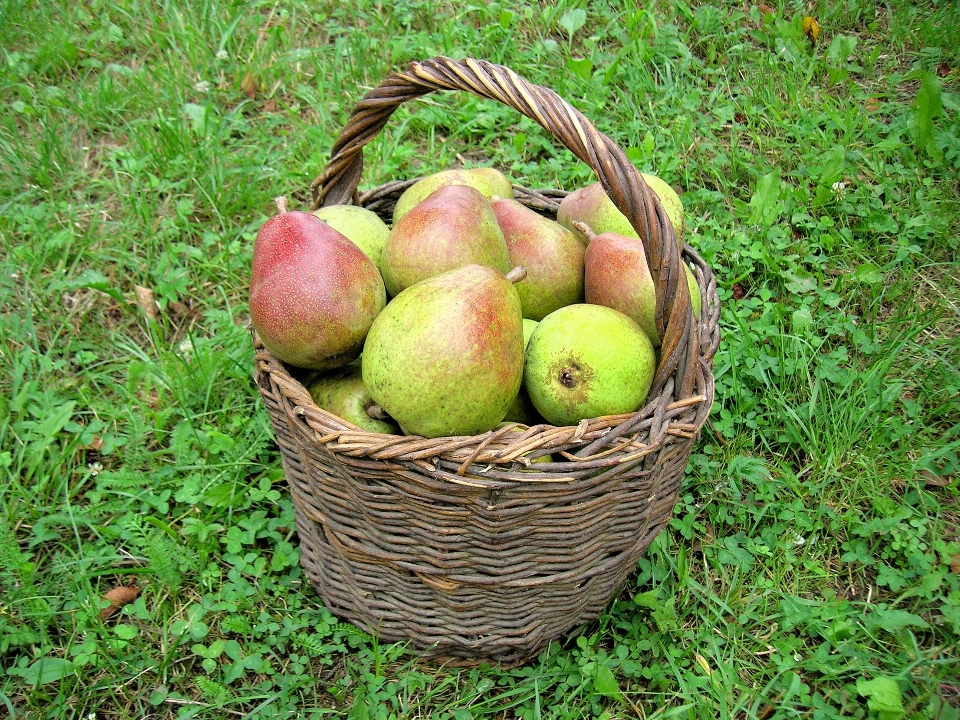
793, 535, 806, 546
194, 80, 211, 92
831, 180, 846, 197
216, 50, 229, 60
88, 462, 103, 477
178, 338, 194, 357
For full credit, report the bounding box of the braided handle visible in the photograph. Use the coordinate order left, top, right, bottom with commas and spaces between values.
310, 57, 698, 399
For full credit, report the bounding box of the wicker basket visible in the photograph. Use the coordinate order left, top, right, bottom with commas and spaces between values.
253, 57, 721, 667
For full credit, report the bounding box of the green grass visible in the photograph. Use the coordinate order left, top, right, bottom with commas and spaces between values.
2, 0, 959, 717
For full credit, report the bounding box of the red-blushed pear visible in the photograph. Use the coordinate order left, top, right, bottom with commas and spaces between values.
557, 174, 685, 249
381, 185, 509, 297
524, 304, 656, 427
490, 196, 585, 321
584, 229, 702, 349
392, 167, 514, 225
250, 197, 386, 370
362, 265, 525, 439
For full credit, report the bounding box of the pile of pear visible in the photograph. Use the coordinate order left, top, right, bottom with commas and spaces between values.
249, 168, 701, 440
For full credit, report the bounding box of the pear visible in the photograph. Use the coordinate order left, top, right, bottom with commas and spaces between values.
557, 173, 685, 249
250, 199, 386, 370
305, 361, 399, 434
503, 319, 545, 426
362, 264, 524, 438
312, 204, 390, 273
490, 196, 585, 321
585, 232, 702, 348
524, 304, 656, 426
393, 167, 514, 225
381, 185, 510, 297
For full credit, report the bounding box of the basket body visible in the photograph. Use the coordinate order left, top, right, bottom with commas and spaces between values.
255, 184, 719, 667
253, 57, 720, 666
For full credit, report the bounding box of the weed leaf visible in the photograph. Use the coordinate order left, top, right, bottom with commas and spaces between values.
21, 657, 75, 685
911, 72, 944, 160
747, 171, 783, 227
559, 9, 587, 38
856, 677, 905, 720
593, 664, 622, 700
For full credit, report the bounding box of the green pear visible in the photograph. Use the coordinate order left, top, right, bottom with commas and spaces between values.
381, 185, 510, 297
585, 232, 702, 348
362, 264, 524, 438
305, 362, 399, 434
686, 264, 702, 318
503, 319, 544, 425
524, 304, 656, 426
490, 196, 585, 320
557, 173, 684, 249
393, 167, 514, 225
312, 204, 390, 273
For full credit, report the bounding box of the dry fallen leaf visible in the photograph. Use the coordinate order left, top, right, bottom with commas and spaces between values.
135, 286, 160, 321
241, 71, 257, 99
865, 97, 881, 112
802, 16, 820, 44
100, 585, 139, 620
757, 3, 775, 14
950, 554, 960, 576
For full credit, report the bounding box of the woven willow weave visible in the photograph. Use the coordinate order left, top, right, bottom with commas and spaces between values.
254, 57, 721, 666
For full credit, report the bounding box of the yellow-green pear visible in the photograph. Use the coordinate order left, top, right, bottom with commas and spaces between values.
557, 173, 685, 249
312, 205, 390, 273
524, 305, 656, 426
393, 167, 514, 224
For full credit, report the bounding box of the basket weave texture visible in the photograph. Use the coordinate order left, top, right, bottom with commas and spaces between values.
253, 57, 721, 667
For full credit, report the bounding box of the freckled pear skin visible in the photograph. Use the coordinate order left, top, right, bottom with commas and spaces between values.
524, 304, 656, 427
490, 196, 585, 321
585, 232, 702, 348
361, 265, 524, 439
392, 167, 514, 225
381, 185, 510, 297
585, 232, 659, 346
250, 209, 386, 370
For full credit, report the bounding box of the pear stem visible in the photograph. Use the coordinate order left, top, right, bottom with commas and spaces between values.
505, 266, 527, 283
274, 196, 288, 214
366, 404, 390, 420
572, 220, 597, 243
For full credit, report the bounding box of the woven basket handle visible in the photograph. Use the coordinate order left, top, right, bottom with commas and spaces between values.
310, 56, 698, 399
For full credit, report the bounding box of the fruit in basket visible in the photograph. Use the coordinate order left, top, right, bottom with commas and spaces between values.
362, 264, 524, 438
557, 174, 685, 248
381, 185, 510, 297
503, 319, 544, 425
250, 198, 386, 370
584, 232, 660, 345
305, 361, 399, 434
393, 167, 514, 224
524, 304, 655, 426
490, 196, 585, 321
583, 229, 703, 347
312, 204, 390, 273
